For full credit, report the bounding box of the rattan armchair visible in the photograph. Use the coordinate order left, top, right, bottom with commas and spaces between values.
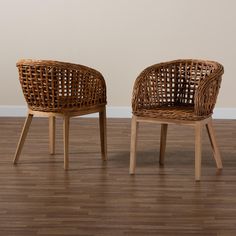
130, 59, 224, 181
14, 59, 107, 169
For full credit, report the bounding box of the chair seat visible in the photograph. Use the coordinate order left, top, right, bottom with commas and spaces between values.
133, 106, 211, 121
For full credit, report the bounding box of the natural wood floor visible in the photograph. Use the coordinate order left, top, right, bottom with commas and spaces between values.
0, 117, 236, 236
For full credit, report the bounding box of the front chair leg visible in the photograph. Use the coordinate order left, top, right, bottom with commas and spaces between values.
63, 116, 70, 170
206, 119, 223, 169
130, 115, 139, 174
159, 124, 168, 166
49, 116, 56, 155
99, 107, 107, 161
195, 122, 202, 181
13, 113, 34, 164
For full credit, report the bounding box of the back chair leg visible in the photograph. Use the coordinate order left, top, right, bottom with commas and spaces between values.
195, 122, 202, 181
49, 116, 56, 155
206, 119, 223, 169
130, 116, 139, 174
99, 107, 107, 161
13, 113, 33, 164
63, 116, 70, 170
159, 124, 168, 166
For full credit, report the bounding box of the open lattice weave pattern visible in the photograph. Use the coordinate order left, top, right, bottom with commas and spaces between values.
17, 59, 107, 113
132, 59, 224, 121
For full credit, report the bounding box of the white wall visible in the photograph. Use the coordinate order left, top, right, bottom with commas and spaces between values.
0, 0, 235, 108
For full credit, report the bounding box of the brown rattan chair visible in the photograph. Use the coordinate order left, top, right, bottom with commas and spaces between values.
13, 59, 107, 169
130, 59, 224, 181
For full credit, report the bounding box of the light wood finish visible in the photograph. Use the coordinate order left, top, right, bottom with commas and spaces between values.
195, 122, 202, 181
63, 116, 70, 170
130, 115, 222, 181
14, 59, 107, 169
99, 107, 107, 161
29, 105, 105, 118
14, 107, 107, 169
206, 120, 223, 169
129, 115, 139, 174
159, 123, 168, 165
136, 115, 212, 126
49, 116, 55, 155
13, 113, 33, 164
2, 118, 236, 235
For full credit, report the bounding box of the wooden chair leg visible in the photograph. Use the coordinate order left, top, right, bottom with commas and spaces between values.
159, 124, 168, 166
13, 113, 33, 164
99, 107, 107, 161
206, 119, 223, 169
63, 116, 70, 170
195, 122, 202, 181
130, 115, 139, 174
49, 116, 55, 155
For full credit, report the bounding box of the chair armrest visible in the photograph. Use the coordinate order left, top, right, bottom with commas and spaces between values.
194, 67, 223, 117
70, 65, 107, 107
132, 70, 147, 112
131, 68, 161, 112
132, 63, 178, 113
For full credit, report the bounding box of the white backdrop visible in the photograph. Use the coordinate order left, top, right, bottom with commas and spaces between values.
0, 0, 235, 109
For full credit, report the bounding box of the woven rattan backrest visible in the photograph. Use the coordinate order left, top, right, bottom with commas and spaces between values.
132, 59, 223, 111
17, 59, 106, 112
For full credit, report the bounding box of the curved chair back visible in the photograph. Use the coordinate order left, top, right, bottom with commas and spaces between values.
17, 59, 107, 113
132, 59, 224, 117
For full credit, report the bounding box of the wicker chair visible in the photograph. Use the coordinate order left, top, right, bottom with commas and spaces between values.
13, 59, 107, 169
130, 59, 224, 181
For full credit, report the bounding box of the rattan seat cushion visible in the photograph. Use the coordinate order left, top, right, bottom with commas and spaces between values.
133, 106, 210, 121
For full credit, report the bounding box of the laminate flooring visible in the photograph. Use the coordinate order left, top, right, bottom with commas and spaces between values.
0, 118, 236, 236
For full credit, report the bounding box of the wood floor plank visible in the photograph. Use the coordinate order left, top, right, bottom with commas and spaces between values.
0, 118, 236, 235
